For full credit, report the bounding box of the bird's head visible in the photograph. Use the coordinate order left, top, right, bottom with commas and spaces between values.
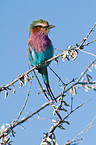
29, 19, 55, 37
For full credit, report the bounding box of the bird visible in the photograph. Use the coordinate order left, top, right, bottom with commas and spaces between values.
27, 19, 56, 102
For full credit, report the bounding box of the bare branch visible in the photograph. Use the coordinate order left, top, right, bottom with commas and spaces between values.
78, 22, 96, 49
77, 58, 96, 82
78, 48, 96, 57
63, 98, 92, 121
49, 66, 66, 86
64, 115, 96, 145
0, 51, 65, 93
0, 101, 50, 139
58, 58, 96, 96
49, 98, 92, 135
84, 40, 96, 46
15, 79, 32, 122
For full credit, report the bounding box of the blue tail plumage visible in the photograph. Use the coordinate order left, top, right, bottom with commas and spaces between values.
39, 67, 57, 102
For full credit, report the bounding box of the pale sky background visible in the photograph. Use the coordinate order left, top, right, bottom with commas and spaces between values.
0, 0, 96, 145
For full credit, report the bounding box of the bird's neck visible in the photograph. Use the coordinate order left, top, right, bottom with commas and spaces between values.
28, 32, 51, 52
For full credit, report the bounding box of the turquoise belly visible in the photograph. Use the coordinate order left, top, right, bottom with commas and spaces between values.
30, 44, 54, 67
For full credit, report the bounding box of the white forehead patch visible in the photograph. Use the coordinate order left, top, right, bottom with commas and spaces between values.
35, 23, 47, 27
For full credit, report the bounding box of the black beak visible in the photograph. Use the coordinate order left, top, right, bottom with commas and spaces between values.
47, 25, 55, 29
43, 25, 55, 29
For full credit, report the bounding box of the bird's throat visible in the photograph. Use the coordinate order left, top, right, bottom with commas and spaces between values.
28, 32, 51, 53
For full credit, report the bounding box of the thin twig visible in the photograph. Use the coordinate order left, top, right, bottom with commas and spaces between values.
65, 115, 96, 145
60, 58, 96, 95
78, 22, 96, 49
49, 66, 66, 86
78, 48, 96, 57
77, 58, 96, 82
84, 40, 96, 46
63, 98, 92, 120
15, 79, 32, 122
77, 81, 96, 85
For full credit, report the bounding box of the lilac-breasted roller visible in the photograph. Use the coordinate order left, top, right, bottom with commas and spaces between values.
27, 19, 56, 102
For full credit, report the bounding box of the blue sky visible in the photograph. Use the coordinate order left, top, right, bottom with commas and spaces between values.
0, 0, 96, 144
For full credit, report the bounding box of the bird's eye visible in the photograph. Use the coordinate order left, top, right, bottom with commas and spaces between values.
38, 25, 42, 28
34, 25, 42, 28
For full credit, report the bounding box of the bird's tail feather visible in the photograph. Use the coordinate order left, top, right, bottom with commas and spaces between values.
45, 83, 57, 102
40, 67, 57, 102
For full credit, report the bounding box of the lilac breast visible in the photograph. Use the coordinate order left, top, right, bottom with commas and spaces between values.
28, 33, 51, 53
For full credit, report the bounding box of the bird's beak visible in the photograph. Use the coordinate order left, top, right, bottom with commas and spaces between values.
47, 25, 55, 29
